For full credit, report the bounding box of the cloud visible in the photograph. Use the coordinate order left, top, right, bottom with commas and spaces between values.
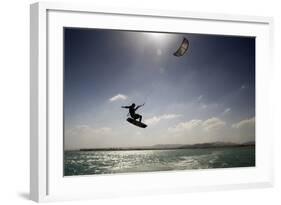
145, 114, 181, 125
169, 117, 226, 133
93, 127, 112, 134
200, 104, 207, 109
167, 117, 227, 145
222, 108, 231, 115
232, 117, 255, 142
195, 95, 208, 109
168, 119, 203, 132
65, 125, 113, 150
202, 117, 226, 131
68, 125, 112, 136
232, 117, 255, 129
109, 94, 127, 102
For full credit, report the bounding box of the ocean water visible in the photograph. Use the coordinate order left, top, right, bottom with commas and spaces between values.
64, 146, 255, 176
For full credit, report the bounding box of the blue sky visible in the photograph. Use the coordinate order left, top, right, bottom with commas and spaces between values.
64, 28, 255, 150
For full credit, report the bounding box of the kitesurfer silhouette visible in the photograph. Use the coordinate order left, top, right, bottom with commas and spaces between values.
121, 103, 144, 122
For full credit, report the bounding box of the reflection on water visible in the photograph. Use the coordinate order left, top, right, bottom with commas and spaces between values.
64, 147, 255, 176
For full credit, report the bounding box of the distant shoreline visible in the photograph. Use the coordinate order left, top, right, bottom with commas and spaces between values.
65, 143, 255, 152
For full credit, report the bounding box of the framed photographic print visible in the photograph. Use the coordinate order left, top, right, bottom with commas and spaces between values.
30, 2, 274, 202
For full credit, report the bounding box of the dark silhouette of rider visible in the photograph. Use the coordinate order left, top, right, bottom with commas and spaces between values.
121, 103, 144, 122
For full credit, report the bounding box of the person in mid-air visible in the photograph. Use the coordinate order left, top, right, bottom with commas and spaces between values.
121, 103, 144, 122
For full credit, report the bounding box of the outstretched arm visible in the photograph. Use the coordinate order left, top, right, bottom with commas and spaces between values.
135, 103, 145, 110
121, 106, 130, 109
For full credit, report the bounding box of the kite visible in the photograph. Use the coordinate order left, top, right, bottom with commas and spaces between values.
173, 37, 189, 57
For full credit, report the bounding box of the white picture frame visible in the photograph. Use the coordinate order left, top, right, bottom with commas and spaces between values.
30, 2, 274, 202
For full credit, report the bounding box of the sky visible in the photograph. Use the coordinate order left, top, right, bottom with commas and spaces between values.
64, 28, 255, 150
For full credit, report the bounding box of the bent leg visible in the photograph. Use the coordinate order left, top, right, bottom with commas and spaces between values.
134, 114, 142, 122
136, 114, 142, 122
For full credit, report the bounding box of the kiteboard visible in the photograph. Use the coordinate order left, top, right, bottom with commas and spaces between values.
127, 118, 147, 128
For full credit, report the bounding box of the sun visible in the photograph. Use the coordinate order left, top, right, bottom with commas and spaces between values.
146, 32, 167, 41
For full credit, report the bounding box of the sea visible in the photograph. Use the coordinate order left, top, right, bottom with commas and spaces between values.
64, 146, 255, 176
